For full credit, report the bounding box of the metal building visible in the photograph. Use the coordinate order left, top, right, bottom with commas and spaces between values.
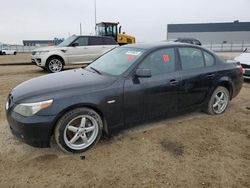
167, 21, 250, 51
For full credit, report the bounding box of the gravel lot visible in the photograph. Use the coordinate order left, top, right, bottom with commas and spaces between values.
0, 53, 249, 187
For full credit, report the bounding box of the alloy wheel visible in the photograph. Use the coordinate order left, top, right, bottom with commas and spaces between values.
212, 91, 229, 114
63, 115, 99, 150
48, 59, 63, 73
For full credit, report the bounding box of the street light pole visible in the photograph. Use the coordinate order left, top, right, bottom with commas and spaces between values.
80, 22, 82, 35
94, 0, 97, 34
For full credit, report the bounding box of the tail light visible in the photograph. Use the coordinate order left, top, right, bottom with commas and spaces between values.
237, 64, 244, 74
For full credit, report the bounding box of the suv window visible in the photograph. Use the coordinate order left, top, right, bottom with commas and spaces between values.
204, 51, 215, 66
89, 37, 104, 46
138, 48, 176, 75
104, 38, 116, 45
179, 47, 205, 70
74, 37, 88, 46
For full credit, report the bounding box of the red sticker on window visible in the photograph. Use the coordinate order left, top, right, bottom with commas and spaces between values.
128, 55, 135, 61
162, 54, 170, 62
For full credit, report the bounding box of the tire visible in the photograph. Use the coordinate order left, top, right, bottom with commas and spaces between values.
46, 57, 64, 73
206, 86, 230, 115
55, 108, 103, 153
2, 52, 6, 55
14, 52, 17, 55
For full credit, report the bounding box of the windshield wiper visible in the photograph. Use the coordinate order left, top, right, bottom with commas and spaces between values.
90, 66, 102, 75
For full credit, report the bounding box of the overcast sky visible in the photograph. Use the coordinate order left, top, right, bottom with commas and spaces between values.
0, 0, 249, 44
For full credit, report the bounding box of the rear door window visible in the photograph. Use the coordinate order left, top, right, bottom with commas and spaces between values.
88, 37, 105, 46
104, 38, 117, 45
178, 47, 205, 70
138, 48, 176, 75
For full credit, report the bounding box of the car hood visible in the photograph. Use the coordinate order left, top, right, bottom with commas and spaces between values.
234, 53, 250, 65
11, 69, 117, 103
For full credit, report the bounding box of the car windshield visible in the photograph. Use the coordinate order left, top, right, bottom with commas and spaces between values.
86, 47, 145, 76
57, 36, 77, 47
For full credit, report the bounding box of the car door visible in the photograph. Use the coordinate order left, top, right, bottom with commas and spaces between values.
177, 47, 217, 111
66, 36, 91, 64
124, 47, 181, 124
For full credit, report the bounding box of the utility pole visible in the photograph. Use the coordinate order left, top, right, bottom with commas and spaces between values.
94, 0, 97, 34
80, 23, 82, 35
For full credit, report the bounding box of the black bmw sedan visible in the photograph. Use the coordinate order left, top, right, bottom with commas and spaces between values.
6, 42, 243, 153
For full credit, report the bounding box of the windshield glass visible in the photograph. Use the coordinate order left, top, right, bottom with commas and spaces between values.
86, 47, 145, 76
57, 36, 77, 47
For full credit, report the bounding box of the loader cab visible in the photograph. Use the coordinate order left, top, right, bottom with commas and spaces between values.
96, 22, 135, 45
96, 22, 119, 42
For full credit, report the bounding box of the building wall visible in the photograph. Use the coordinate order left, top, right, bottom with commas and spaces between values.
167, 31, 250, 45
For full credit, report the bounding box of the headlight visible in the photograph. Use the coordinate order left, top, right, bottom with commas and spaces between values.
34, 51, 49, 55
13, 99, 53, 117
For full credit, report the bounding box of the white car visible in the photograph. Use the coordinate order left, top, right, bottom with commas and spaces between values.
234, 48, 250, 79
1, 48, 17, 55
31, 35, 118, 73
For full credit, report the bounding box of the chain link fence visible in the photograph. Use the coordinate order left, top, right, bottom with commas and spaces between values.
202, 43, 250, 52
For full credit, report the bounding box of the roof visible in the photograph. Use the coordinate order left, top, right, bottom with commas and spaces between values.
123, 41, 198, 50
168, 21, 250, 33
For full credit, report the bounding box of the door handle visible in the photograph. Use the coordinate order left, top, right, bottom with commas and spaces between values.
206, 73, 215, 79
169, 79, 179, 86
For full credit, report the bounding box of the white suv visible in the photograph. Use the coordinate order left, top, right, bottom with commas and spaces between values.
31, 35, 118, 73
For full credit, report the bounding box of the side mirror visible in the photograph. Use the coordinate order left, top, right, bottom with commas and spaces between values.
135, 68, 151, 78
243, 48, 248, 53
71, 42, 79, 47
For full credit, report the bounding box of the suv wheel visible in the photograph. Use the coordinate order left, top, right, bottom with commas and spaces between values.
46, 57, 64, 73
206, 86, 230, 115
55, 108, 103, 153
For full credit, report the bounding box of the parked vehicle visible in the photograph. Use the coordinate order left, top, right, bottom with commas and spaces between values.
31, 35, 118, 73
1, 48, 17, 55
234, 48, 250, 79
6, 42, 243, 153
174, 38, 202, 46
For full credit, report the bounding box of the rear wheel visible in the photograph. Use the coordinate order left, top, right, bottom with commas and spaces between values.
55, 108, 103, 153
14, 52, 17, 55
206, 86, 230, 115
2, 52, 6, 55
46, 57, 64, 73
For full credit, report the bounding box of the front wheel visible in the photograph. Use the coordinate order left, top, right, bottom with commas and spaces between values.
206, 86, 230, 115
55, 108, 103, 153
46, 57, 64, 73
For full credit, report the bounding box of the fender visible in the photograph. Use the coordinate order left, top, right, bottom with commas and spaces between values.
214, 76, 234, 99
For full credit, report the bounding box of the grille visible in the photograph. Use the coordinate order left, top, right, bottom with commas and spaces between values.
245, 69, 250, 76
241, 63, 250, 69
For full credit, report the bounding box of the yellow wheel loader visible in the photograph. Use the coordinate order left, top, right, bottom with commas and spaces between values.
96, 22, 136, 45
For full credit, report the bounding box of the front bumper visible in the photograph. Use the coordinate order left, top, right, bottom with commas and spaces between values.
6, 110, 56, 148
31, 55, 46, 67
243, 68, 250, 79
